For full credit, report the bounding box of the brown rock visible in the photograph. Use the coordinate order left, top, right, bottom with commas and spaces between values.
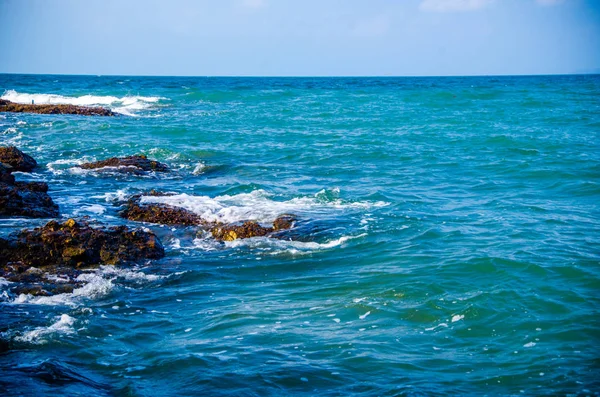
120, 191, 204, 226
0, 99, 116, 116
0, 146, 37, 172
0, 219, 165, 296
79, 155, 169, 173
210, 215, 296, 241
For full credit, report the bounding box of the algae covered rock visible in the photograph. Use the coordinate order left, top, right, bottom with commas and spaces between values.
210, 215, 297, 241
79, 155, 169, 174
0, 146, 37, 172
0, 219, 165, 296
0, 218, 165, 269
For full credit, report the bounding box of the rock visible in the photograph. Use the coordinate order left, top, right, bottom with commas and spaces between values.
0, 218, 164, 268
210, 215, 296, 241
120, 191, 204, 226
273, 214, 296, 231
0, 163, 59, 218
0, 146, 37, 172
0, 99, 116, 116
0, 163, 15, 184
79, 155, 169, 173
211, 221, 272, 241
0, 219, 165, 296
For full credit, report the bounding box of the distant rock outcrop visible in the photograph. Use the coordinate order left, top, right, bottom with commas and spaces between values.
0, 99, 116, 116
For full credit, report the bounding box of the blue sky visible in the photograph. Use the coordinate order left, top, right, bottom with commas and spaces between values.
1, 0, 599, 76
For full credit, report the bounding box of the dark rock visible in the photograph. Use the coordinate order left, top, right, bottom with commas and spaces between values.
0, 219, 165, 296
119, 191, 204, 226
273, 214, 296, 231
0, 146, 37, 172
0, 163, 15, 184
211, 215, 296, 241
0, 99, 116, 117
0, 163, 58, 218
211, 221, 272, 241
79, 155, 169, 173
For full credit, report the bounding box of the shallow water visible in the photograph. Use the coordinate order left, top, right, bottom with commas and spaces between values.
1, 74, 599, 396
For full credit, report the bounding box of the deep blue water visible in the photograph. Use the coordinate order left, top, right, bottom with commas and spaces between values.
1, 74, 599, 396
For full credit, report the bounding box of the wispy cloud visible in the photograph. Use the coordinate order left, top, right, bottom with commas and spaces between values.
419, 0, 493, 12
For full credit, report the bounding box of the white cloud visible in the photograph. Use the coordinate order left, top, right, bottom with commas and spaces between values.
419, 0, 494, 12
535, 0, 565, 6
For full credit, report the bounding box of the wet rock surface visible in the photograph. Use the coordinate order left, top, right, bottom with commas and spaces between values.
120, 191, 205, 226
120, 191, 298, 240
0, 146, 37, 172
0, 99, 116, 116
79, 155, 169, 174
0, 163, 59, 218
210, 215, 296, 241
0, 219, 165, 296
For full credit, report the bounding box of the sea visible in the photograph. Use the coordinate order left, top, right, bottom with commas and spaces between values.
0, 74, 599, 396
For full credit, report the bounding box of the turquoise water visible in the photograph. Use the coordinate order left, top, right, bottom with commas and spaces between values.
1, 74, 599, 396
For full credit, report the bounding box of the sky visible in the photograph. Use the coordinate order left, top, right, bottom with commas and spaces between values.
0, 0, 599, 76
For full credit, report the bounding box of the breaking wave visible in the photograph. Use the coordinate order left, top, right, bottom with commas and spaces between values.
140, 189, 388, 224
1, 89, 165, 116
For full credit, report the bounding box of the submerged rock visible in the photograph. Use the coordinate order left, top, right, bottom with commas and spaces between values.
0, 99, 116, 116
79, 155, 169, 174
0, 219, 165, 296
0, 146, 37, 172
210, 215, 297, 241
0, 163, 59, 218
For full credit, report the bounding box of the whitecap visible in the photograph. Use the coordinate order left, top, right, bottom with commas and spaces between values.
1, 89, 166, 116
10, 266, 161, 307
15, 314, 76, 344
139, 189, 387, 224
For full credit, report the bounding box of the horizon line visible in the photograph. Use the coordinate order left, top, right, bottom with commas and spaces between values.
1, 72, 599, 79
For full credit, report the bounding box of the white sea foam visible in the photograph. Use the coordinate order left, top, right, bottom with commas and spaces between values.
0, 277, 12, 287
11, 266, 161, 307
93, 189, 130, 202
1, 89, 165, 116
222, 233, 366, 255
75, 204, 106, 215
15, 314, 76, 344
140, 189, 387, 224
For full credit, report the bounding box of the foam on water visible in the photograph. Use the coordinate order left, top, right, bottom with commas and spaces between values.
10, 266, 162, 307
1, 89, 165, 116
140, 189, 387, 224
15, 314, 76, 344
194, 233, 367, 255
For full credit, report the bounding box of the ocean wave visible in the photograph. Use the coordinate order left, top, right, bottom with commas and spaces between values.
10, 266, 163, 307
15, 314, 76, 344
1, 89, 166, 116
140, 189, 388, 224
191, 233, 366, 255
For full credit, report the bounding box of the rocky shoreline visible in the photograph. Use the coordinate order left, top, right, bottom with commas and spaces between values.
0, 99, 116, 116
0, 146, 299, 297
